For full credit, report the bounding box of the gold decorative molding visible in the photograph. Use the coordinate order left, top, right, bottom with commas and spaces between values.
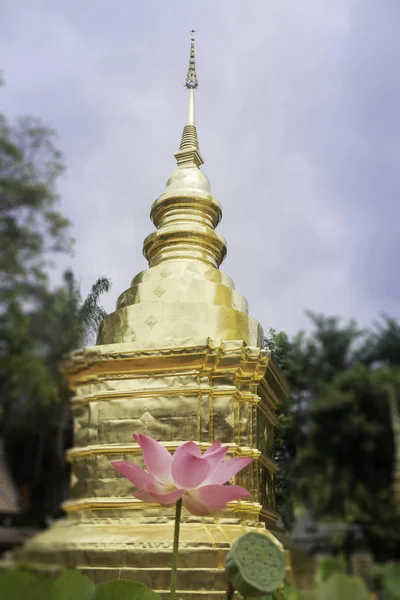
64, 340, 273, 388
67, 442, 262, 462
71, 386, 263, 407
62, 497, 262, 515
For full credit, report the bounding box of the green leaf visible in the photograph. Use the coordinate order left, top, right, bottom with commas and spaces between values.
241, 586, 307, 600
280, 587, 302, 600
51, 569, 94, 600
91, 580, 162, 600
382, 562, 400, 600
317, 573, 369, 600
0, 567, 52, 599
317, 555, 347, 582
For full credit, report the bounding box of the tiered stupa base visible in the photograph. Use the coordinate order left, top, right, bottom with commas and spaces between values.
15, 513, 290, 599
13, 338, 289, 598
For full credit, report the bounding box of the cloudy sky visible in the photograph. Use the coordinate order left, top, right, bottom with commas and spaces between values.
1, 0, 399, 336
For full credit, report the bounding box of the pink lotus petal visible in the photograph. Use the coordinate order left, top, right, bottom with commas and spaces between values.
203, 441, 222, 456
133, 433, 173, 485
112, 461, 155, 488
173, 441, 202, 458
206, 457, 252, 485
182, 491, 210, 516
171, 442, 210, 489
203, 446, 229, 475
132, 488, 158, 503
135, 487, 184, 507
150, 488, 185, 506
189, 484, 250, 512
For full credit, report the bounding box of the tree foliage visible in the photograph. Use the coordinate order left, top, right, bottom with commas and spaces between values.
0, 85, 111, 524
268, 313, 400, 560
0, 91, 72, 436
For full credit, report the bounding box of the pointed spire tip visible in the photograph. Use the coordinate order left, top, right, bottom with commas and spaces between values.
174, 29, 203, 167
185, 29, 198, 89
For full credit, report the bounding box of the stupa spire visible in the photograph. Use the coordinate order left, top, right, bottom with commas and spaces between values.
176, 30, 202, 165
142, 29, 224, 268
185, 29, 198, 90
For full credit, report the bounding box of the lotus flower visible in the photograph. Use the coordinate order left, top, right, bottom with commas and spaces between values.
112, 434, 252, 516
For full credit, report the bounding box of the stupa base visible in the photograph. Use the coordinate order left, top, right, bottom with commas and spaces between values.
12, 514, 292, 599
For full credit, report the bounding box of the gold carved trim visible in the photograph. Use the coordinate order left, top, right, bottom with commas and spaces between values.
64, 340, 271, 388
259, 361, 289, 408
67, 442, 278, 473
259, 380, 281, 409
257, 401, 278, 427
71, 386, 262, 406
67, 442, 262, 462
259, 454, 279, 473
62, 496, 262, 515
69, 360, 270, 388
63, 497, 153, 512
260, 507, 280, 523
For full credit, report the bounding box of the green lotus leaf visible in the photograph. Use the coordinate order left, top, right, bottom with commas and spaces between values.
90, 580, 162, 600
51, 569, 94, 599
316, 573, 369, 600
0, 567, 52, 600
382, 562, 400, 600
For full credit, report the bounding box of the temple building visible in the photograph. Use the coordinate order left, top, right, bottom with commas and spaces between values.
14, 33, 290, 598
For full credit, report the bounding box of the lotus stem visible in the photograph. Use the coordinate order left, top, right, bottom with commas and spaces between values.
170, 498, 182, 600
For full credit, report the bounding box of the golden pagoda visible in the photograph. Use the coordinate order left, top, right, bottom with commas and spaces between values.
15, 32, 290, 598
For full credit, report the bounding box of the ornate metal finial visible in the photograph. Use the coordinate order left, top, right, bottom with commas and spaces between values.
185, 29, 198, 89
175, 29, 202, 165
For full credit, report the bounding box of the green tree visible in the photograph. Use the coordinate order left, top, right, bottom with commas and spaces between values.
0, 82, 111, 524
33, 272, 111, 520
266, 314, 363, 530
0, 84, 72, 436
4, 270, 111, 525
269, 313, 400, 560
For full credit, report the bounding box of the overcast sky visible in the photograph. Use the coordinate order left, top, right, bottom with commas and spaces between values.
1, 0, 399, 336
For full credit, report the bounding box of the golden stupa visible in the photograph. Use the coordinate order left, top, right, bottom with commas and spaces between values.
15, 33, 290, 598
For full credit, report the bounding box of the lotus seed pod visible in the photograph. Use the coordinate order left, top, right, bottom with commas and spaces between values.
225, 532, 286, 597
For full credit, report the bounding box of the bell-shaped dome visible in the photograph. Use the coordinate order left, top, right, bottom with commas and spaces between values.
165, 166, 211, 194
